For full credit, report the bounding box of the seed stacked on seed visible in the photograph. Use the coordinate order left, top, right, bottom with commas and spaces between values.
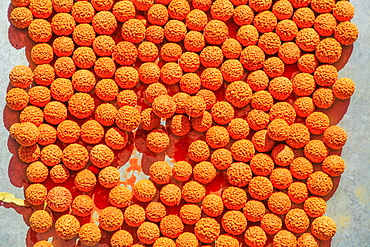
7, 0, 358, 246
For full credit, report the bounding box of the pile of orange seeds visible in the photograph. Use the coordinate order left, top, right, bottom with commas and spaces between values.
6, 0, 359, 246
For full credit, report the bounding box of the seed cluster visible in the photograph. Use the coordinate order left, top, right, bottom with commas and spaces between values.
7, 0, 358, 246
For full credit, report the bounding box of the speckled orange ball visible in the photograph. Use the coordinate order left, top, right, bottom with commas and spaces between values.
252, 129, 276, 153
40, 144, 62, 166
297, 233, 319, 247
269, 102, 296, 125
54, 57, 76, 78
29, 0, 52, 19
276, 20, 298, 41
205, 125, 229, 149
160, 215, 184, 239
52, 0, 73, 13
99, 206, 124, 232
314, 13, 337, 37
146, 129, 170, 153
71, 195, 93, 217
290, 157, 313, 180
29, 210, 53, 233
50, 78, 73, 102
68, 92, 95, 119
233, 5, 254, 26
10, 122, 40, 147
305, 111, 330, 135
33, 241, 54, 247
20, 106, 43, 126
270, 167, 293, 190
182, 181, 206, 203
268, 192, 291, 215
112, 0, 135, 22
72, 47, 97, 69
333, 77, 355, 100
90, 144, 114, 168
268, 77, 293, 101
94, 57, 116, 79
168, 114, 191, 136
323, 125, 347, 150
273, 0, 293, 20
134, 179, 157, 202
244, 226, 267, 247
145, 83, 167, 104
28, 19, 52, 43
9, 65, 33, 89
137, 222, 160, 244
139, 62, 160, 85
36, 124, 55, 145
146, 25, 165, 44
297, 53, 319, 74
137, 42, 158, 63
62, 143, 89, 170
304, 139, 329, 163
261, 213, 282, 235
258, 32, 281, 56
153, 237, 175, 247
193, 161, 217, 184
216, 234, 239, 247
288, 181, 309, 204
315, 38, 342, 64
79, 223, 101, 247
263, 57, 285, 78
116, 105, 141, 132
210, 0, 234, 22
250, 153, 274, 176
286, 123, 310, 149
98, 166, 121, 188
160, 62, 183, 85
243, 200, 266, 222
179, 203, 201, 225
204, 20, 228, 45
201, 68, 223, 91
10, 7, 33, 29
75, 169, 97, 192
201, 194, 223, 218
267, 119, 290, 142
311, 216, 337, 240
210, 148, 232, 170
304, 196, 327, 218
71, 1, 95, 24
50, 164, 69, 184
56, 120, 80, 144
146, 202, 167, 222
33, 64, 55, 86
109, 185, 132, 208
307, 171, 333, 196
322, 155, 345, 177
222, 210, 247, 236
149, 161, 171, 185
248, 176, 273, 200
294, 97, 315, 118
273, 230, 297, 247
164, 20, 187, 42
179, 73, 201, 95
55, 215, 80, 240
113, 41, 138, 66
172, 161, 191, 182
47, 186, 72, 212
184, 31, 206, 52
124, 204, 146, 227
110, 230, 134, 247
26, 161, 48, 183
194, 217, 220, 243
6, 88, 29, 111
222, 186, 247, 210
140, 108, 161, 131
227, 162, 252, 187
227, 118, 250, 140
93, 35, 115, 57
51, 13, 76, 37
185, 96, 207, 118
18, 144, 40, 164
285, 209, 310, 234
333, 1, 355, 22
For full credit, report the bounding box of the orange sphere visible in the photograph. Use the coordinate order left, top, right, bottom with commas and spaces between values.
248, 176, 273, 200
